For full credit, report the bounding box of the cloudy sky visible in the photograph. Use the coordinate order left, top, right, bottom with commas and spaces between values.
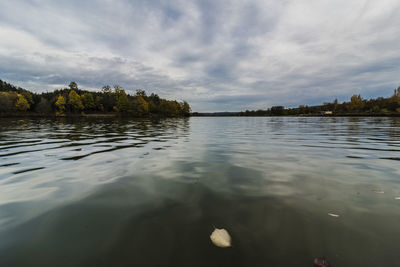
0, 0, 399, 111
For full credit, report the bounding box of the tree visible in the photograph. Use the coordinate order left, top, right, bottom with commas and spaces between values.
0, 92, 15, 112
132, 96, 149, 115
55, 95, 66, 115
113, 85, 129, 112
392, 86, 400, 108
159, 100, 180, 116
101, 85, 112, 93
349, 94, 365, 111
136, 89, 147, 97
333, 99, 339, 112
69, 81, 78, 91
95, 96, 104, 111
81, 93, 95, 110
0, 79, 193, 117
270, 106, 284, 115
298, 105, 309, 114
148, 93, 160, 113
394, 86, 400, 97
101, 85, 115, 111
180, 101, 191, 116
21, 91, 34, 106
149, 93, 160, 104
35, 97, 52, 113
15, 94, 30, 111
68, 90, 84, 112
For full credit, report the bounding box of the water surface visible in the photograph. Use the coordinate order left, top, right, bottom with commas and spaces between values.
1, 117, 400, 266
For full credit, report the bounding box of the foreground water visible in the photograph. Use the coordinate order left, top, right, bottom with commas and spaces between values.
0, 117, 400, 266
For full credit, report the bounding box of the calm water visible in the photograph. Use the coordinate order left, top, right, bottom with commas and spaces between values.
0, 117, 400, 266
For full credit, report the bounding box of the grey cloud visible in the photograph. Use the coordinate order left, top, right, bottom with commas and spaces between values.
0, 0, 400, 111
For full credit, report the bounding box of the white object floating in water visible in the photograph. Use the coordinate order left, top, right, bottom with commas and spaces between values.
328, 213, 339, 217
210, 228, 231, 248
395, 197, 400, 200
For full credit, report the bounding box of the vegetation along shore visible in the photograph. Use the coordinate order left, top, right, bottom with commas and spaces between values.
2, 79, 400, 117
0, 79, 191, 117
193, 86, 400, 117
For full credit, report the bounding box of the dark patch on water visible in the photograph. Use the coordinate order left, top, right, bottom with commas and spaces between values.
380, 157, 400, 161
12, 167, 45, 174
0, 162, 20, 167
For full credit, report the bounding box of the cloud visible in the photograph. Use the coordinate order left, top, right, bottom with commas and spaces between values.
0, 0, 399, 111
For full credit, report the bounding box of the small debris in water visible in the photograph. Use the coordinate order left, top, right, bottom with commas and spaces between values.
372, 190, 384, 194
210, 228, 231, 248
328, 213, 339, 217
395, 197, 400, 200
314, 257, 332, 267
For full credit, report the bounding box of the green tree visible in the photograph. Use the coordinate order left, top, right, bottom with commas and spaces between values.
159, 100, 180, 116
148, 93, 160, 114
180, 101, 191, 116
113, 85, 129, 112
101, 85, 115, 111
21, 91, 34, 106
392, 86, 400, 107
35, 97, 52, 113
133, 96, 149, 115
95, 95, 104, 111
15, 94, 30, 111
349, 94, 365, 111
101, 85, 112, 93
394, 86, 400, 97
81, 93, 95, 110
136, 89, 147, 97
0, 92, 15, 112
149, 93, 160, 104
298, 105, 309, 114
270, 106, 284, 115
333, 99, 339, 112
68, 90, 84, 112
69, 81, 78, 91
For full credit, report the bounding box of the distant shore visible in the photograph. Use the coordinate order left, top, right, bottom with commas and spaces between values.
2, 113, 400, 118
191, 113, 400, 117
0, 112, 190, 118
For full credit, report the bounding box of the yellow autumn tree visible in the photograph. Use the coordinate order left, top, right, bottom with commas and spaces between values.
55, 95, 66, 116
68, 90, 84, 112
135, 96, 149, 115
15, 94, 30, 111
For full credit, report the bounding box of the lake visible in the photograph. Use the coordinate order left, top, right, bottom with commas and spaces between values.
0, 117, 400, 266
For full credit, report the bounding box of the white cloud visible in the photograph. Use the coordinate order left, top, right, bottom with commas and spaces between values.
0, 0, 399, 111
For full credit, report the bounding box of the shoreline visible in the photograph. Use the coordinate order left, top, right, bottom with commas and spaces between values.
2, 113, 400, 118
0, 113, 190, 118
191, 114, 400, 117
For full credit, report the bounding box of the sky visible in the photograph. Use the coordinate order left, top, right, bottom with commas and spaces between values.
0, 0, 400, 112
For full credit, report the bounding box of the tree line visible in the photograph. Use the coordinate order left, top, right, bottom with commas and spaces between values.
236, 87, 400, 116
0, 80, 191, 117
